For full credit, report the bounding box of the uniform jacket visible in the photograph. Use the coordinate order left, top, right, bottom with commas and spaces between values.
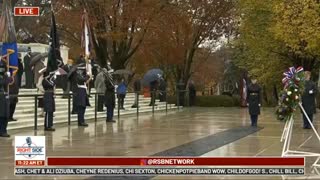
247, 83, 262, 115
75, 73, 90, 107
42, 78, 56, 112
302, 80, 317, 115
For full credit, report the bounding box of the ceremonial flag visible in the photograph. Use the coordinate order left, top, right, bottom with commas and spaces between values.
46, 11, 61, 77
81, 9, 93, 76
0, 0, 18, 77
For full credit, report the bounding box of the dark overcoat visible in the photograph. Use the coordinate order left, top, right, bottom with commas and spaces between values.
302, 80, 317, 115
247, 83, 261, 115
104, 80, 115, 107
24, 53, 34, 87
0, 75, 9, 118
42, 78, 55, 112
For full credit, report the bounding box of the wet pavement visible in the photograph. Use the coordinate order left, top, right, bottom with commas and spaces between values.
0, 107, 319, 179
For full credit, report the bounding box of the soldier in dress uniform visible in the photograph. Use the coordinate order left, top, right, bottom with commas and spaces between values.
301, 71, 317, 129
76, 65, 90, 127
0, 61, 10, 137
42, 73, 56, 131
247, 77, 262, 127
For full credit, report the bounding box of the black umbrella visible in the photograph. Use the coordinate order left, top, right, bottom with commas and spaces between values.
29, 52, 48, 67
142, 68, 163, 86
67, 63, 85, 79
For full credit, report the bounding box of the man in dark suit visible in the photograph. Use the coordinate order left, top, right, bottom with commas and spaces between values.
17, 53, 24, 88
159, 78, 167, 102
149, 80, 158, 106
301, 71, 317, 129
24, 47, 34, 89
131, 78, 141, 108
0, 61, 10, 137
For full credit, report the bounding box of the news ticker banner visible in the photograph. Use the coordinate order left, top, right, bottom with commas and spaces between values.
15, 167, 305, 176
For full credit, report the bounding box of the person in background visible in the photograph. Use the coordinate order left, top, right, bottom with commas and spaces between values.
17, 53, 24, 88
177, 79, 185, 106
94, 67, 106, 112
301, 71, 317, 129
8, 75, 19, 122
42, 74, 56, 131
89, 59, 99, 96
149, 80, 158, 106
76, 65, 90, 127
247, 77, 262, 127
62, 59, 73, 98
131, 78, 141, 108
36, 68, 46, 117
188, 80, 196, 106
159, 78, 167, 102
0, 61, 10, 137
117, 78, 127, 110
104, 71, 116, 122
23, 47, 34, 89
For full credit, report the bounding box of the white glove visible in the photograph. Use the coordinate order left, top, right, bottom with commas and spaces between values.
258, 104, 261, 107
6, 72, 10, 77
108, 69, 114, 73
309, 90, 314, 94
53, 74, 57, 80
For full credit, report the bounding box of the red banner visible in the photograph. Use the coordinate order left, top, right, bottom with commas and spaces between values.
47, 157, 304, 166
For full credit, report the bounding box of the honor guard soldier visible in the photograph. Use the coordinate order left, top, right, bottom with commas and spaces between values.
76, 65, 90, 126
301, 71, 317, 129
247, 76, 262, 127
42, 73, 56, 131
0, 61, 10, 137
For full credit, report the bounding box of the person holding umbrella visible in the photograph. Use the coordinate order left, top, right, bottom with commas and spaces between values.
131, 78, 141, 108
94, 67, 106, 112
142, 69, 163, 106
117, 78, 127, 110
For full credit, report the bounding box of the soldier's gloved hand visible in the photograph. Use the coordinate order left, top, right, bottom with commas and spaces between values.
53, 74, 57, 80
246, 103, 249, 106
309, 90, 314, 94
6, 72, 10, 77
258, 104, 261, 107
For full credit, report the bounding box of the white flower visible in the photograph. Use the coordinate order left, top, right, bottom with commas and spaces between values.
286, 98, 289, 101
294, 89, 298, 92
295, 95, 299, 100
287, 91, 292, 95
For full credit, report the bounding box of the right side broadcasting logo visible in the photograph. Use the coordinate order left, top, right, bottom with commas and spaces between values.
15, 136, 46, 166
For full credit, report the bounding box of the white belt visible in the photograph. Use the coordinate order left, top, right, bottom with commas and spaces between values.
77, 84, 87, 89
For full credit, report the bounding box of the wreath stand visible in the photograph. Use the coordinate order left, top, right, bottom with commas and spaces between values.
280, 103, 320, 175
